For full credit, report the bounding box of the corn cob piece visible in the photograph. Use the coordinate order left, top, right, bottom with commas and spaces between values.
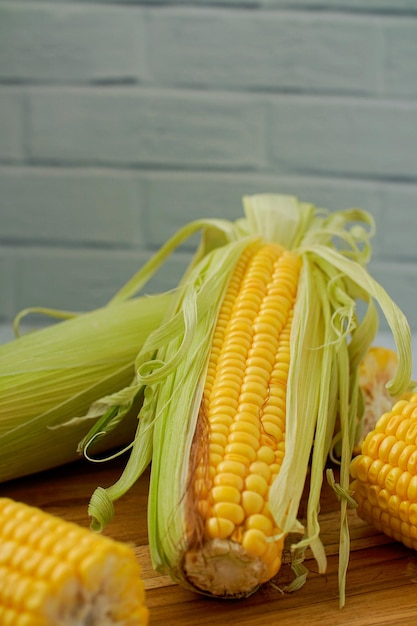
0, 497, 148, 626
183, 242, 301, 596
350, 392, 417, 550
355, 347, 402, 452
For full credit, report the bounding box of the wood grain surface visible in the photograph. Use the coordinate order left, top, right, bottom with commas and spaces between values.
2, 456, 417, 625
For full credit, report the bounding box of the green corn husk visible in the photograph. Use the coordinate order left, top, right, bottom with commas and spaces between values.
0, 293, 173, 483
0, 214, 234, 484
84, 194, 412, 606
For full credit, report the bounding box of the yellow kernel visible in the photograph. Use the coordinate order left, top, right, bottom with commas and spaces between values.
242, 528, 267, 557
239, 392, 265, 407
228, 430, 260, 451
388, 440, 407, 466
236, 410, 260, 426
211, 485, 241, 504
270, 462, 282, 478
405, 422, 417, 445
216, 459, 248, 477
210, 410, 235, 423
388, 494, 401, 517
386, 414, 405, 436
375, 412, 396, 432
399, 500, 410, 523
396, 471, 412, 499
377, 463, 391, 488
391, 400, 410, 414
210, 443, 225, 457
390, 515, 402, 534
407, 450, 417, 474
377, 488, 390, 510
231, 419, 260, 439
402, 403, 417, 418
263, 539, 282, 564
241, 490, 264, 515
378, 435, 397, 462
265, 554, 283, 580
247, 355, 274, 372
246, 513, 273, 535
225, 442, 257, 463
210, 422, 231, 437
367, 459, 385, 484
380, 511, 390, 531
261, 420, 283, 443
367, 484, 380, 506
354, 455, 374, 483
209, 395, 239, 411
257, 446, 275, 464
213, 502, 245, 525
249, 461, 272, 483
398, 444, 416, 470
241, 379, 267, 398
245, 365, 270, 383
214, 472, 244, 491
262, 408, 285, 430
396, 418, 413, 441
407, 475, 417, 500
210, 432, 228, 447
245, 473, 269, 497
409, 503, 417, 526
209, 452, 223, 468
385, 466, 403, 493
205, 517, 235, 540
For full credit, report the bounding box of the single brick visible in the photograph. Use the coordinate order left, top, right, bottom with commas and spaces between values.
0, 166, 144, 247
0, 3, 145, 83
383, 18, 417, 97
268, 95, 417, 179
148, 8, 380, 94
0, 88, 25, 161
27, 87, 264, 168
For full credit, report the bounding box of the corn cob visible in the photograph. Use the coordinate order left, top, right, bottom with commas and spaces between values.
350, 392, 417, 550
83, 195, 412, 605
183, 241, 300, 595
0, 497, 148, 626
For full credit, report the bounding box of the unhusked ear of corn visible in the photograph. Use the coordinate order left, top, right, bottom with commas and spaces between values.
84, 194, 412, 606
0, 497, 148, 626
350, 392, 417, 550
0, 292, 173, 483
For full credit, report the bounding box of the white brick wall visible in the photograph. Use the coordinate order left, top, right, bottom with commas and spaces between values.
0, 0, 416, 334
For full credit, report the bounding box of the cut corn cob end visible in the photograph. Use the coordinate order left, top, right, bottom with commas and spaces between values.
355, 346, 413, 454
0, 497, 148, 626
355, 347, 400, 452
180, 242, 300, 597
350, 392, 417, 550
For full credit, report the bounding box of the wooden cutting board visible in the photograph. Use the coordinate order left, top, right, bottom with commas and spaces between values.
3, 457, 417, 625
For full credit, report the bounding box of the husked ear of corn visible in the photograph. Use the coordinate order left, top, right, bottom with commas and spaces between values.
84, 194, 412, 606
0, 293, 173, 483
350, 392, 417, 551
0, 497, 148, 626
